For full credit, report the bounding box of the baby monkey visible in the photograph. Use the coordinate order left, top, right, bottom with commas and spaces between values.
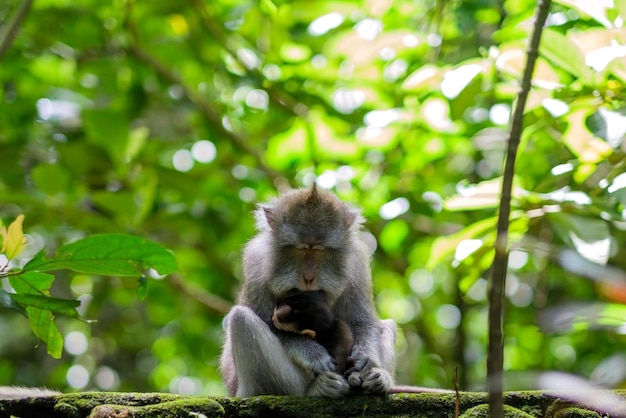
272, 290, 354, 373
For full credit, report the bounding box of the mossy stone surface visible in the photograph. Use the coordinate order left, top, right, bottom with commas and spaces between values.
1, 390, 624, 418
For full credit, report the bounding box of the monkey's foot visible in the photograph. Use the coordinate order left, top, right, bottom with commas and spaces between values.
307, 371, 349, 398
346, 367, 393, 394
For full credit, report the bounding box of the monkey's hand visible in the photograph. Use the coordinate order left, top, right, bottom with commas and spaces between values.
284, 337, 336, 375
307, 371, 350, 398
284, 338, 350, 398
345, 356, 393, 394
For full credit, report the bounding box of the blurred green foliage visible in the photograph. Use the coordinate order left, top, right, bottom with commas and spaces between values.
1, 0, 626, 395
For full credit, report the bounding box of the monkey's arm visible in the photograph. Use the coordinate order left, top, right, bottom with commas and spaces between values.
277, 331, 337, 374
336, 284, 397, 395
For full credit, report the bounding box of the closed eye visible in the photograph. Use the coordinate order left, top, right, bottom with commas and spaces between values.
294, 243, 326, 251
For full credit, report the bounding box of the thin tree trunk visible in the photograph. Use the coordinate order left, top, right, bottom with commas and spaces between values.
487, 0, 552, 416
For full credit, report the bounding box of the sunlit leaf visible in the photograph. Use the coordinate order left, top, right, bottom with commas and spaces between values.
554, 0, 613, 28
495, 47, 561, 89
23, 234, 178, 277
29, 54, 76, 86
441, 63, 483, 100
443, 178, 522, 211
586, 107, 626, 148
379, 219, 409, 255
539, 302, 626, 333
420, 97, 455, 133
402, 65, 442, 92
428, 217, 497, 269
279, 43, 312, 63
550, 213, 611, 264
617, 0, 626, 18
564, 110, 612, 163
266, 119, 308, 169
540, 29, 594, 84
126, 126, 149, 163
0, 214, 27, 260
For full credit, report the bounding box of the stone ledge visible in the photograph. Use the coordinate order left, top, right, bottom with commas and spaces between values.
1, 390, 625, 417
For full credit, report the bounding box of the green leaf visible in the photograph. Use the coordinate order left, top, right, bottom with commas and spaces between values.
444, 178, 503, 211
9, 274, 69, 358
0, 289, 27, 315
443, 62, 484, 120
550, 213, 611, 264
586, 107, 626, 148
82, 109, 129, 164
137, 276, 148, 300
540, 29, 594, 85
9, 293, 81, 318
26, 307, 64, 359
23, 234, 178, 277
428, 217, 497, 269
617, 0, 626, 20
379, 219, 409, 255
9, 272, 55, 295
31, 164, 71, 195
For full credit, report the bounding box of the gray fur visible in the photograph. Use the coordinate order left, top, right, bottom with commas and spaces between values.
220, 186, 397, 397
0, 386, 60, 399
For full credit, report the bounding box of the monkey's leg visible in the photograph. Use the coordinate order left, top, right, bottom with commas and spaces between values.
347, 319, 397, 394
378, 319, 398, 373
222, 305, 309, 396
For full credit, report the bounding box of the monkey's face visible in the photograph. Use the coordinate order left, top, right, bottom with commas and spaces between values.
262, 187, 359, 298
269, 236, 350, 296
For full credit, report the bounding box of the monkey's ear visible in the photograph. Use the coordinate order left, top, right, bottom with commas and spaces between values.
263, 206, 276, 229
254, 204, 276, 230
343, 207, 363, 227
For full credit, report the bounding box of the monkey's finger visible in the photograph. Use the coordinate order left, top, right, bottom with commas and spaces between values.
346, 371, 364, 388
361, 368, 393, 394
346, 356, 375, 373
308, 372, 350, 398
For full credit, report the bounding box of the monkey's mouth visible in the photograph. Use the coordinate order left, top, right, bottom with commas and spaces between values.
299, 283, 320, 291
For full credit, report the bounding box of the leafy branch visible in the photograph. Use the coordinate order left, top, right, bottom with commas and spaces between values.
189, 0, 308, 119
122, 0, 284, 183
0, 0, 33, 60
1, 216, 178, 358
487, 0, 552, 416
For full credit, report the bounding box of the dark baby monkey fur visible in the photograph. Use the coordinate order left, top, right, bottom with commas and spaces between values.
272, 290, 354, 373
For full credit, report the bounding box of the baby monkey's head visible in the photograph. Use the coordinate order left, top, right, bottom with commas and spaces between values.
272, 290, 334, 338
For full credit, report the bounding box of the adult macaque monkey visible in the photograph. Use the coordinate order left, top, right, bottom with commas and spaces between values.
220, 185, 397, 398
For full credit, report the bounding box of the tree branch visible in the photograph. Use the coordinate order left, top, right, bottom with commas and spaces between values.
122, 0, 284, 183
0, 0, 33, 60
487, 0, 552, 416
168, 272, 232, 315
189, 0, 308, 119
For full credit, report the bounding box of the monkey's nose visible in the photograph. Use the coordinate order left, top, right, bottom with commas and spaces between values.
301, 274, 317, 290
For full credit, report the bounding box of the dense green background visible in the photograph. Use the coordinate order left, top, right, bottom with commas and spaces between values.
1, 0, 626, 395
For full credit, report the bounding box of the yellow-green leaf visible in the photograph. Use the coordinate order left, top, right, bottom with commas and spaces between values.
0, 214, 27, 259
